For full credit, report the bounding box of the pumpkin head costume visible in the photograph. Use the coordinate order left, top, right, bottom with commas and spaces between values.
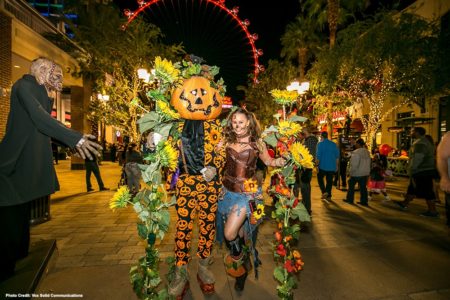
168, 58, 226, 298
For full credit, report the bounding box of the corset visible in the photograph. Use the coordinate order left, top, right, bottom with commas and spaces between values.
223, 144, 259, 193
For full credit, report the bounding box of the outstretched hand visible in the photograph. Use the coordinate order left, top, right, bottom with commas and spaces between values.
75, 134, 102, 160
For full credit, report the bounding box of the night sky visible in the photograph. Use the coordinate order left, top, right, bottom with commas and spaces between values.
112, 0, 414, 100
113, 0, 300, 100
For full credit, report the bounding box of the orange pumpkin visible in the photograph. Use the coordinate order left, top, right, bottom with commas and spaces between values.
178, 207, 189, 218
171, 76, 223, 120
177, 220, 188, 230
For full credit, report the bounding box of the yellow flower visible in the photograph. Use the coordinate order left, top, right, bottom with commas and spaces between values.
290, 142, 314, 169
270, 89, 298, 105
159, 141, 178, 171
243, 178, 258, 193
156, 100, 180, 120
209, 129, 220, 145
109, 186, 131, 210
253, 203, 265, 220
154, 56, 180, 84
278, 121, 302, 138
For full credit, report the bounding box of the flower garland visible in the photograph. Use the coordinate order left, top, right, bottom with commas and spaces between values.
110, 56, 225, 299
265, 89, 313, 300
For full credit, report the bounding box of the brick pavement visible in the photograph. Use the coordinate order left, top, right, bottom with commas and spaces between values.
30, 160, 450, 300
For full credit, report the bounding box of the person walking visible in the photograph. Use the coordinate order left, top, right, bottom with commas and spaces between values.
124, 143, 143, 194
316, 131, 339, 202
217, 108, 285, 291
300, 126, 318, 215
343, 138, 371, 206
85, 154, 109, 192
51, 142, 59, 165
367, 153, 391, 202
394, 127, 439, 217
110, 143, 117, 163
0, 57, 101, 281
437, 131, 450, 232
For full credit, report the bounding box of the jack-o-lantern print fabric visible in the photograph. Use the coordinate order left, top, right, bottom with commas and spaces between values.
174, 119, 225, 265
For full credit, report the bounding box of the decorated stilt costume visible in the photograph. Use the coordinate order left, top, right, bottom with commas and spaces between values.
168, 70, 226, 299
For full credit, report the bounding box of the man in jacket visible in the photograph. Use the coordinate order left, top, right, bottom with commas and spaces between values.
395, 127, 438, 217
301, 126, 318, 214
0, 57, 101, 281
316, 131, 339, 201
343, 138, 371, 206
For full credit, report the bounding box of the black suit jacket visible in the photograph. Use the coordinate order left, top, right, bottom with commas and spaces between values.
0, 75, 82, 206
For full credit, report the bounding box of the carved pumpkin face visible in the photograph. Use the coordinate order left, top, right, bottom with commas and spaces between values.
171, 76, 223, 120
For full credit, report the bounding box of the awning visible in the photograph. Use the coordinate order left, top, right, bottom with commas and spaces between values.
396, 117, 434, 124
388, 126, 405, 133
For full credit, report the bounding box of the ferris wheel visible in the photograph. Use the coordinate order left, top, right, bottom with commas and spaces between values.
121, 0, 264, 96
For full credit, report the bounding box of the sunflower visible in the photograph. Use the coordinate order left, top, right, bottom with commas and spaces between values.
243, 178, 258, 193
208, 129, 220, 145
290, 142, 314, 169
253, 203, 265, 220
109, 186, 132, 210
159, 141, 178, 171
156, 100, 180, 120
270, 89, 299, 105
278, 121, 302, 138
153, 56, 180, 84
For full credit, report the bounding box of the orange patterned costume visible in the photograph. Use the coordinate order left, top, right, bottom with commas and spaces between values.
174, 119, 225, 265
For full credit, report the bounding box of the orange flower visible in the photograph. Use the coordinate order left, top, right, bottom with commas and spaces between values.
243, 178, 258, 193
292, 250, 302, 260
274, 231, 282, 242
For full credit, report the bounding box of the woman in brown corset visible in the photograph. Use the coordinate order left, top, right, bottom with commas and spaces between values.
217, 108, 285, 291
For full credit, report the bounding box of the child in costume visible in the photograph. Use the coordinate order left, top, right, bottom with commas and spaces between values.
368, 153, 390, 201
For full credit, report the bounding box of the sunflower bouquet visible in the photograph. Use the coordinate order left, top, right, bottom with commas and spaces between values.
265, 89, 311, 300
109, 56, 184, 299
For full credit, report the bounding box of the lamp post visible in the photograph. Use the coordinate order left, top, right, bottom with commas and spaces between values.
287, 80, 309, 95
97, 92, 110, 147
287, 80, 310, 112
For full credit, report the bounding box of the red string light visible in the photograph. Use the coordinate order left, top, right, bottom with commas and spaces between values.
123, 0, 262, 83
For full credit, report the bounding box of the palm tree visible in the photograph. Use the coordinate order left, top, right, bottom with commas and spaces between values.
281, 16, 323, 81
302, 0, 368, 137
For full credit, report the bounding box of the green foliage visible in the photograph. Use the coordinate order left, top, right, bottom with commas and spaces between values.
261, 95, 310, 300
243, 60, 297, 127
58, 1, 184, 141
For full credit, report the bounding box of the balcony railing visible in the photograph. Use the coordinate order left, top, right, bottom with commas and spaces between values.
0, 0, 84, 52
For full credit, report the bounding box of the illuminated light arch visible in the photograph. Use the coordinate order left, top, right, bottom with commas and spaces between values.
123, 0, 263, 83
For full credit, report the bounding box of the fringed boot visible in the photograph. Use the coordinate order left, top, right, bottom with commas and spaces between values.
197, 256, 215, 295
168, 264, 189, 300
234, 253, 251, 291
224, 235, 250, 290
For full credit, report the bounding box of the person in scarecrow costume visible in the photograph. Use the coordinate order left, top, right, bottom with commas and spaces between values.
168, 57, 226, 299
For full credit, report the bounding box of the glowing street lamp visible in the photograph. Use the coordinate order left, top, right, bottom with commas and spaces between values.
137, 68, 150, 83
287, 80, 309, 95
97, 93, 110, 101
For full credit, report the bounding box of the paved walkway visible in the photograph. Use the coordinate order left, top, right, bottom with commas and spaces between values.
29, 160, 450, 300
